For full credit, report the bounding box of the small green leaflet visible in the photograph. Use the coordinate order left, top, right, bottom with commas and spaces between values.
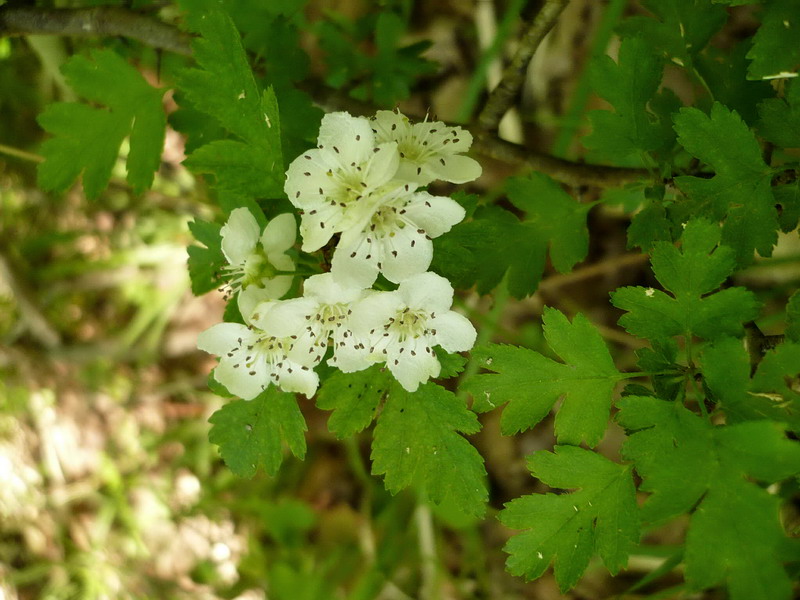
315, 365, 391, 439
703, 337, 800, 429
500, 446, 639, 591
617, 397, 800, 600
37, 49, 166, 199
758, 78, 800, 147
674, 102, 778, 264
370, 382, 487, 517
178, 6, 283, 197
187, 219, 225, 295
787, 290, 800, 342
432, 173, 590, 298
464, 308, 622, 446
611, 219, 760, 341
584, 36, 673, 159
747, 0, 800, 80
208, 386, 307, 478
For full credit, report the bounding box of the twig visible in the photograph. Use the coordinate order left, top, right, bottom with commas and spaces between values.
0, 142, 44, 163
477, 0, 570, 132
0, 6, 193, 56
415, 502, 439, 600
537, 252, 649, 294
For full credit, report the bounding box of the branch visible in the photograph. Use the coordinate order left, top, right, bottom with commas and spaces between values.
0, 6, 193, 56
477, 0, 569, 132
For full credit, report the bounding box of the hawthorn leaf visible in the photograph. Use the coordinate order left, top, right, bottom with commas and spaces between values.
500, 446, 638, 591
758, 78, 800, 147
208, 387, 307, 478
674, 103, 778, 264
187, 219, 225, 295
787, 290, 800, 342
316, 365, 391, 438
177, 7, 283, 197
464, 308, 621, 446
37, 49, 166, 199
371, 382, 487, 517
747, 0, 800, 80
611, 219, 760, 341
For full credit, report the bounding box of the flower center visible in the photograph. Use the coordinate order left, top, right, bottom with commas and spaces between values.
388, 307, 429, 341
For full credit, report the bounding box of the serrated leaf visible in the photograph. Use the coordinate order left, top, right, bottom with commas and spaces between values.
464, 308, 621, 446
432, 173, 590, 299
747, 0, 800, 80
758, 78, 800, 147
611, 219, 760, 341
787, 290, 800, 342
584, 36, 672, 158
37, 49, 165, 199
208, 387, 307, 478
370, 382, 487, 517
177, 7, 283, 196
316, 365, 391, 438
674, 103, 778, 264
500, 446, 638, 591
617, 396, 800, 599
187, 219, 225, 295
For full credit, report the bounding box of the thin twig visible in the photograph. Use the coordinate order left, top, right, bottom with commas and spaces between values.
0, 143, 44, 163
477, 0, 570, 132
0, 6, 193, 56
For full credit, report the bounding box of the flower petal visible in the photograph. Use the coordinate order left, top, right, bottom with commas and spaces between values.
261, 213, 296, 254
431, 311, 477, 353
267, 251, 294, 273
398, 272, 454, 313
197, 322, 251, 356
317, 112, 375, 165
275, 363, 320, 398
424, 154, 482, 184
402, 193, 465, 237
331, 237, 381, 289
388, 341, 440, 392
214, 356, 270, 400
349, 291, 403, 336
372, 110, 410, 143
362, 142, 400, 189
221, 208, 260, 265
380, 227, 432, 283
254, 298, 317, 337
304, 272, 367, 302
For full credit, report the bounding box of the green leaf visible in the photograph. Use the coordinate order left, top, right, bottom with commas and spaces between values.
617, 396, 800, 599
177, 7, 283, 196
611, 219, 760, 341
758, 78, 800, 147
37, 49, 165, 199
584, 36, 672, 158
187, 219, 225, 295
787, 290, 800, 342
674, 102, 778, 264
432, 173, 590, 299
371, 382, 487, 517
464, 308, 621, 446
316, 365, 391, 438
208, 387, 307, 478
747, 0, 800, 80
500, 446, 639, 591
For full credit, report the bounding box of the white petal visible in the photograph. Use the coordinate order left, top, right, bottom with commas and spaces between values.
304, 272, 368, 302
238, 288, 274, 323
331, 238, 381, 289
402, 193, 465, 237
214, 357, 270, 400
413, 122, 474, 154
267, 251, 294, 273
329, 336, 374, 372
398, 272, 454, 313
261, 213, 296, 254
431, 311, 477, 353
221, 208, 260, 265
380, 227, 432, 283
388, 341, 440, 392
362, 142, 400, 189
285, 149, 336, 207
299, 207, 340, 252
349, 291, 403, 336
198, 322, 251, 356
423, 154, 482, 184
317, 112, 375, 165
372, 110, 410, 142
255, 298, 317, 337
276, 362, 320, 397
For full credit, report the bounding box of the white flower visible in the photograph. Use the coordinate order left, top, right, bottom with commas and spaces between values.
253, 273, 372, 373
197, 320, 319, 399
372, 110, 482, 185
284, 112, 400, 252
330, 185, 466, 288
220, 208, 296, 318
350, 272, 477, 392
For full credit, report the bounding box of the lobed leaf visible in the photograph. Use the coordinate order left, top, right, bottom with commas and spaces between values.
316, 365, 391, 439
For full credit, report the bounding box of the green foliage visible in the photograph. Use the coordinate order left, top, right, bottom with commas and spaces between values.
371, 382, 487, 517
465, 308, 622, 446
612, 219, 760, 341
758, 78, 800, 147
747, 0, 800, 80
433, 173, 590, 298
500, 446, 639, 591
37, 49, 166, 199
186, 219, 225, 295
617, 396, 800, 599
316, 365, 391, 438
208, 387, 307, 477
674, 103, 778, 264
178, 6, 283, 197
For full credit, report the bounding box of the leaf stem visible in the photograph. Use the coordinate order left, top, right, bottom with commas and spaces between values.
0, 142, 44, 163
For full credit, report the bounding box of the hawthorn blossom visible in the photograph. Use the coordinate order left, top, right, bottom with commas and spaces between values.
197, 319, 319, 400
371, 110, 482, 185
219, 208, 296, 317
284, 112, 399, 252
350, 272, 477, 392
253, 273, 372, 372
330, 185, 466, 288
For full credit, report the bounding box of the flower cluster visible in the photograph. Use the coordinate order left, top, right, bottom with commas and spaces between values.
199, 110, 481, 398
